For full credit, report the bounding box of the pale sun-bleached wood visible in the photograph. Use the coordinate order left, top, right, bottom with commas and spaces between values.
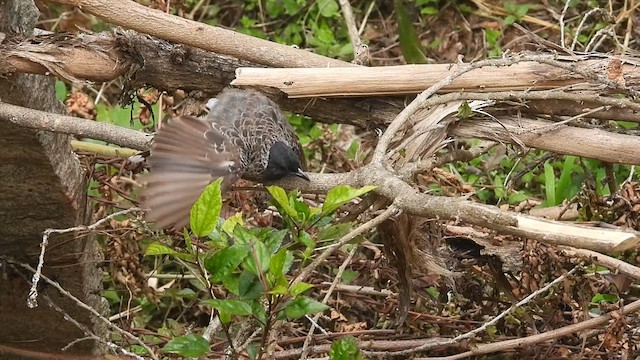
233, 59, 639, 97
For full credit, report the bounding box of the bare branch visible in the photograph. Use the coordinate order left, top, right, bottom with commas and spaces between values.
48, 0, 350, 68
0, 102, 152, 150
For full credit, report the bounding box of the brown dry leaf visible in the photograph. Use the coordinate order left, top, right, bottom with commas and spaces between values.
66, 91, 97, 120
338, 321, 367, 332
330, 309, 347, 322
602, 312, 626, 351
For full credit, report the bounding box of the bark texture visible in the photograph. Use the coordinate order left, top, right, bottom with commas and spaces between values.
0, 0, 106, 357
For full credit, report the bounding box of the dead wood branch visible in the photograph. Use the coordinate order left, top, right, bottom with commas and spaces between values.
48, 0, 350, 68
414, 296, 640, 359
0, 30, 399, 127
2, 100, 638, 254
0, 102, 152, 150
452, 116, 640, 165
232, 55, 640, 97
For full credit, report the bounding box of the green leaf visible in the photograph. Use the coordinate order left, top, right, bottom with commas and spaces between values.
284, 296, 329, 319
270, 248, 289, 276
145, 243, 191, 260
190, 178, 223, 237
457, 100, 473, 119
250, 300, 268, 326
269, 283, 289, 295
322, 185, 376, 215
243, 241, 270, 275
183, 229, 193, 253
145, 242, 180, 256
395, 0, 428, 64
55, 80, 67, 101
239, 270, 264, 300
267, 186, 299, 220
222, 212, 244, 236
318, 222, 356, 242
204, 245, 249, 281
298, 230, 315, 251
329, 336, 362, 360
317, 0, 339, 17
233, 225, 260, 246
263, 229, 288, 254
543, 161, 556, 206
290, 282, 314, 297
556, 156, 577, 202
162, 334, 209, 357
592, 293, 618, 304
202, 299, 253, 316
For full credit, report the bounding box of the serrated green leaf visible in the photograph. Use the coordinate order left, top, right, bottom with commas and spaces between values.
190, 178, 223, 237
162, 334, 209, 357
329, 336, 362, 360
243, 241, 270, 275
233, 224, 260, 245
395, 0, 428, 64
267, 186, 299, 220
222, 212, 244, 236
268, 283, 289, 295
263, 229, 288, 254
204, 245, 249, 281
270, 248, 289, 276
202, 299, 253, 316
284, 296, 329, 319
239, 270, 263, 300
322, 185, 376, 215
290, 282, 314, 296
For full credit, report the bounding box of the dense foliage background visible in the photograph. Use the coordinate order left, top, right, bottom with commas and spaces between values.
34, 0, 640, 358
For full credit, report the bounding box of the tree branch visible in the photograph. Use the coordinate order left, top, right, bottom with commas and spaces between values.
48, 0, 351, 68
0, 101, 152, 150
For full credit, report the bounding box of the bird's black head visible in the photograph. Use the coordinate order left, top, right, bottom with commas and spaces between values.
264, 141, 309, 181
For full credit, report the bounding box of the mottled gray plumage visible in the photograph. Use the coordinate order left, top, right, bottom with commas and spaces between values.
142, 88, 308, 229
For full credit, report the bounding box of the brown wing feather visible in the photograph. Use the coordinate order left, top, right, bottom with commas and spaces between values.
142, 115, 241, 230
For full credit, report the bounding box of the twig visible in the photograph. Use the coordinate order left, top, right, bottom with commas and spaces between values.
372, 54, 536, 162
414, 298, 640, 359
338, 0, 360, 51
300, 246, 359, 359
28, 207, 143, 308
560, 0, 571, 49
571, 8, 605, 51
292, 205, 399, 285
367, 266, 580, 357
5, 259, 159, 360
7, 262, 145, 360
560, 246, 640, 279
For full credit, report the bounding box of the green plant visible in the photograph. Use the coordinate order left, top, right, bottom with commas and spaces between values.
503, 1, 531, 25
145, 179, 375, 358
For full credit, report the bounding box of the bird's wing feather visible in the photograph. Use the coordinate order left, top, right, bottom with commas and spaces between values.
142, 115, 241, 230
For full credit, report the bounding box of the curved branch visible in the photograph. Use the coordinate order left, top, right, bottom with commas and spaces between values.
49, 0, 350, 69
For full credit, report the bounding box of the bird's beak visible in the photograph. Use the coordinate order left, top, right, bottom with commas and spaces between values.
294, 168, 310, 181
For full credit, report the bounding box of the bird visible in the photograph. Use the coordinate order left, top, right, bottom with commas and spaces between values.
142, 88, 309, 229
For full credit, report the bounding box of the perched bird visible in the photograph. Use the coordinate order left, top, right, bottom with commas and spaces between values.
142, 88, 309, 229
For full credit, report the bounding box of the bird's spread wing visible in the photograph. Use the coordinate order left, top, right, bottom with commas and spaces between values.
142, 115, 241, 230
